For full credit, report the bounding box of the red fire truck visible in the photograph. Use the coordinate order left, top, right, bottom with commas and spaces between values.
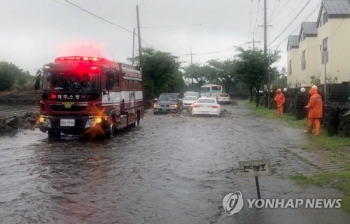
34, 56, 144, 140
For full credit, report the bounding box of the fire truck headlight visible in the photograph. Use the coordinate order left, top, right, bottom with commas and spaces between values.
95, 117, 102, 123
39, 116, 51, 128
85, 117, 103, 128
85, 119, 95, 128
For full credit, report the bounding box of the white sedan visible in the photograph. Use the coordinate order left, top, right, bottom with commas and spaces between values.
182, 96, 197, 110
217, 93, 231, 104
192, 98, 221, 116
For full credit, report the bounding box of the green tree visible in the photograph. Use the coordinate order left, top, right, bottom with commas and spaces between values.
129, 47, 184, 99
0, 61, 32, 91
207, 59, 238, 93
235, 47, 281, 107
183, 63, 210, 88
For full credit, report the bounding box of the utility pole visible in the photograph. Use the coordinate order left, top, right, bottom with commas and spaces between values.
185, 48, 197, 86
264, 0, 270, 108
323, 47, 327, 102
132, 28, 135, 66
246, 32, 261, 51
136, 5, 146, 107
255, 0, 272, 107
191, 47, 193, 85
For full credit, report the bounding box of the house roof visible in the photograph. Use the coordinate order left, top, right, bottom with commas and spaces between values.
301, 22, 318, 35
317, 0, 350, 26
324, 0, 350, 15
287, 35, 299, 51
298, 22, 317, 42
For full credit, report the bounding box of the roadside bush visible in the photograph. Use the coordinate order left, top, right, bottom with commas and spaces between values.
295, 92, 309, 120
338, 111, 350, 137
12, 79, 35, 91
322, 102, 350, 136
285, 98, 296, 116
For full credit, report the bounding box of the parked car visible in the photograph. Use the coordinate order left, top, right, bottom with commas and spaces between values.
192, 97, 221, 116
154, 93, 183, 114
182, 96, 197, 110
217, 93, 231, 104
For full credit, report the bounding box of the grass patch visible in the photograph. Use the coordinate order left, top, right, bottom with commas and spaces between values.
301, 145, 314, 152
243, 100, 307, 129
291, 173, 350, 212
243, 100, 350, 213
309, 135, 350, 151
243, 100, 350, 151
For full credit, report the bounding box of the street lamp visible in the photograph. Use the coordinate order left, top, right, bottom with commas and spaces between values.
323, 46, 327, 102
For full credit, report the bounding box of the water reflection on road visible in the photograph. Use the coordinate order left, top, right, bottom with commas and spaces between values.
0, 103, 349, 224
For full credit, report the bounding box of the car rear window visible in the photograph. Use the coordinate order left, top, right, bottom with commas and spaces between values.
184, 96, 197, 100
219, 94, 229, 97
197, 99, 216, 104
159, 94, 178, 100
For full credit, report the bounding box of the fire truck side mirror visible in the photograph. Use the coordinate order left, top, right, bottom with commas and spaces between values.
34, 69, 42, 93
105, 70, 114, 91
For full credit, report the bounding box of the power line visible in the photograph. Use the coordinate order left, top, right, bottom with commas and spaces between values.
269, 0, 292, 23
272, 0, 309, 25
51, 0, 78, 9
247, 1, 254, 41
196, 47, 236, 55
63, 0, 152, 47
268, 0, 311, 47
178, 47, 234, 57
270, 2, 320, 49
178, 43, 246, 57
253, 0, 261, 33
268, 0, 280, 23
329, 18, 346, 39
64, 0, 132, 33
141, 10, 263, 28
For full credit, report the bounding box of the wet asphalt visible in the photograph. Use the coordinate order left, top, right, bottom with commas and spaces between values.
0, 102, 349, 224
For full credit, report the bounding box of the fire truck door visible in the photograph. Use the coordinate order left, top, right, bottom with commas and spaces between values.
129, 80, 135, 108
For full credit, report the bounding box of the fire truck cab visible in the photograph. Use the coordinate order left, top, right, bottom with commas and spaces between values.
34, 56, 144, 141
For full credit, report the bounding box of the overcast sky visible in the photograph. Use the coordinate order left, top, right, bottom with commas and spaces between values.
0, 0, 321, 75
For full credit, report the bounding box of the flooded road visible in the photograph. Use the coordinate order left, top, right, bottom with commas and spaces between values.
0, 102, 349, 224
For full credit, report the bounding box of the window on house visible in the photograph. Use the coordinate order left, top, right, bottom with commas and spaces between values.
322, 37, 328, 63
301, 50, 306, 70
288, 60, 292, 75
323, 12, 328, 25
323, 37, 328, 51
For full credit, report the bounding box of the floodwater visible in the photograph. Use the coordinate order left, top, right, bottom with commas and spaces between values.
0, 102, 349, 224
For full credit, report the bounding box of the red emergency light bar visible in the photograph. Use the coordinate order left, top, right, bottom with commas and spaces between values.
54, 56, 107, 63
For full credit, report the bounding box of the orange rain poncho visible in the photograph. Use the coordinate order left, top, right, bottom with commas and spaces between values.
307, 87, 323, 118
274, 89, 285, 107
274, 89, 285, 117
304, 85, 323, 135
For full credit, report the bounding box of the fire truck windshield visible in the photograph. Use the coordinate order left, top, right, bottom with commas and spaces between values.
43, 71, 100, 92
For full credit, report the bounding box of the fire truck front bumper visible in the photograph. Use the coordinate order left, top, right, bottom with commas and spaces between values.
38, 115, 110, 134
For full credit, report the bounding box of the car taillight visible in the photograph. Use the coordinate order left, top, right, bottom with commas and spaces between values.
212, 105, 219, 108
193, 104, 200, 108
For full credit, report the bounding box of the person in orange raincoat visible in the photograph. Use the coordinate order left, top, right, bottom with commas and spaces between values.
274, 89, 285, 117
304, 85, 323, 135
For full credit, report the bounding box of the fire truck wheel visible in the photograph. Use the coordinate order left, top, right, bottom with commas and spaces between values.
48, 130, 61, 142
133, 112, 140, 128
105, 124, 115, 139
